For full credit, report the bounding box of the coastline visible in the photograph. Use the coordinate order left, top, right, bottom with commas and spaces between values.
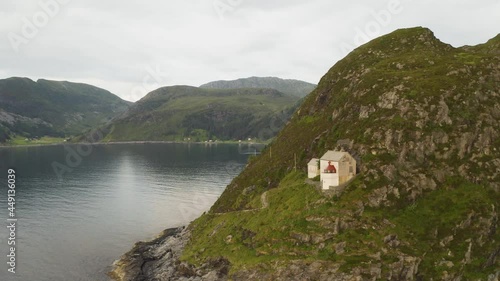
109, 226, 229, 281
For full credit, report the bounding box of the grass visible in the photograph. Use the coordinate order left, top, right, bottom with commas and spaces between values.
183, 170, 498, 279
3, 136, 66, 146
182, 172, 326, 271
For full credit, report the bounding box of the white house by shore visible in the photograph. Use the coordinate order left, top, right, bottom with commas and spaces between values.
308, 150, 357, 190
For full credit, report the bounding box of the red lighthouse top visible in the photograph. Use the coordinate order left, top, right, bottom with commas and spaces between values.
325, 161, 336, 173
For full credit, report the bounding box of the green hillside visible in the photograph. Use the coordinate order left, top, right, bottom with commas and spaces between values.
0, 78, 131, 142
178, 27, 500, 280
200, 76, 316, 98
95, 86, 299, 142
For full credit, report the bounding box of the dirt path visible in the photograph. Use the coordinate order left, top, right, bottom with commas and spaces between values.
213, 190, 269, 215
260, 191, 269, 209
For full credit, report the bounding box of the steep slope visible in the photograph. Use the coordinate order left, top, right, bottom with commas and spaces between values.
0, 78, 131, 141
173, 27, 499, 280
200, 76, 316, 98
97, 86, 298, 142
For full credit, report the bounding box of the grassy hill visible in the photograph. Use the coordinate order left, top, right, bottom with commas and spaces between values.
200, 76, 316, 98
94, 86, 299, 142
177, 27, 500, 280
0, 78, 131, 142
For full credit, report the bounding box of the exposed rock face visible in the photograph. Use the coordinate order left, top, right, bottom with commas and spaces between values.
228, 258, 423, 281
231, 261, 353, 281
290, 232, 311, 244
0, 110, 52, 127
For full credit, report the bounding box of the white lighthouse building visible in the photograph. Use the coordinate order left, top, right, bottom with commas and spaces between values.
308, 150, 357, 190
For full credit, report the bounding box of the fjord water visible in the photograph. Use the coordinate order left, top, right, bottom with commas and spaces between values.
0, 143, 254, 281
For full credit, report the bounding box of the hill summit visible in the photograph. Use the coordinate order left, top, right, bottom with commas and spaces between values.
200, 76, 316, 98
0, 78, 130, 142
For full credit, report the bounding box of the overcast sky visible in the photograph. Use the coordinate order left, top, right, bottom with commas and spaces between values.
1, 0, 499, 101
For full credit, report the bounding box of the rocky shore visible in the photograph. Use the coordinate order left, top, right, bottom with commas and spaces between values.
109, 226, 229, 281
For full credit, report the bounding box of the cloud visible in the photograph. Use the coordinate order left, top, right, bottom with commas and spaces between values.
1, 0, 499, 101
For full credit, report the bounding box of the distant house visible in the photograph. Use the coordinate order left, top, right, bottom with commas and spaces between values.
308, 150, 357, 190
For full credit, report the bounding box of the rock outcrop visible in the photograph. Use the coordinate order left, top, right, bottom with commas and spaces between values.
110, 227, 231, 281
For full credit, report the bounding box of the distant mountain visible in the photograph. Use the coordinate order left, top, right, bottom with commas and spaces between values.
200, 77, 316, 98
90, 86, 298, 142
0, 77, 131, 142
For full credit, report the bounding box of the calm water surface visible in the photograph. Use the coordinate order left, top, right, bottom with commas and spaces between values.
0, 143, 257, 281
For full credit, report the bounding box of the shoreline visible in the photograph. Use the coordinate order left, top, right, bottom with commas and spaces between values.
0, 140, 267, 148
109, 225, 230, 281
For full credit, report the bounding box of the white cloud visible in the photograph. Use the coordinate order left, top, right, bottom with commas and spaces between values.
1, 0, 499, 101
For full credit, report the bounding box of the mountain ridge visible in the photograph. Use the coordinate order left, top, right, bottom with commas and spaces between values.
200, 76, 316, 98
91, 85, 299, 142
0, 77, 131, 142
